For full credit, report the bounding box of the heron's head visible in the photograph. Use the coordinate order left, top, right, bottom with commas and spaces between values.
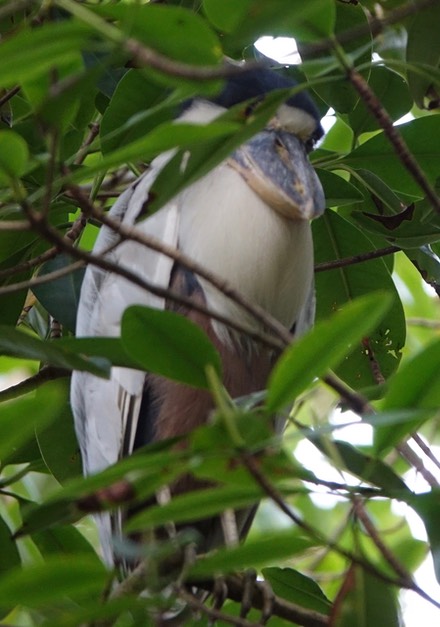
181, 68, 325, 221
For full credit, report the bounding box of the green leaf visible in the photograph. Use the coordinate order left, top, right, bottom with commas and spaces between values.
0, 517, 21, 619
408, 491, 440, 584
32, 525, 98, 559
0, 517, 21, 577
316, 169, 363, 207
334, 567, 400, 627
348, 67, 412, 135
0, 130, 28, 184
121, 306, 221, 389
0, 326, 110, 377
94, 4, 222, 67
352, 202, 440, 249
0, 556, 107, 611
125, 483, 262, 533
71, 120, 240, 183
0, 21, 92, 88
406, 3, 440, 107
0, 384, 63, 464
32, 254, 86, 333
374, 338, 440, 454
190, 531, 314, 577
266, 293, 393, 413
262, 567, 331, 615
301, 3, 371, 113
343, 117, 440, 197
203, 0, 252, 33
56, 337, 141, 370
100, 70, 172, 154
313, 211, 405, 389
36, 381, 82, 483
219, 0, 335, 54
312, 439, 408, 493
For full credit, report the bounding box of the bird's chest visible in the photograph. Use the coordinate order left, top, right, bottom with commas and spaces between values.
178, 163, 314, 331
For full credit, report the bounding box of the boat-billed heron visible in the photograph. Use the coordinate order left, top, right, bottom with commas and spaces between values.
71, 68, 325, 567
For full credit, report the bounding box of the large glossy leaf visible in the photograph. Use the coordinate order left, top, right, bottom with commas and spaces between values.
408, 491, 440, 584
313, 211, 405, 389
374, 338, 440, 454
406, 3, 440, 107
215, 0, 335, 54
100, 70, 172, 154
300, 2, 371, 113
0, 517, 21, 619
36, 381, 82, 483
190, 531, 314, 578
0, 556, 107, 610
121, 305, 221, 389
32, 525, 99, 560
0, 327, 110, 377
316, 169, 363, 207
32, 254, 86, 333
343, 117, 440, 198
333, 567, 400, 627
266, 292, 392, 413
348, 66, 412, 136
0, 130, 28, 184
0, 384, 63, 463
0, 517, 21, 577
71, 119, 240, 183
352, 202, 440, 249
0, 21, 90, 88
125, 483, 262, 533
202, 0, 251, 33
311, 439, 408, 493
262, 567, 331, 615
94, 4, 222, 67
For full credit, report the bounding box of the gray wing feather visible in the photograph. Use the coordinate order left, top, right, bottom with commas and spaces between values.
71, 157, 180, 563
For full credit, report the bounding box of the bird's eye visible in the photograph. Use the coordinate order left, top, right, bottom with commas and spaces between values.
304, 137, 316, 153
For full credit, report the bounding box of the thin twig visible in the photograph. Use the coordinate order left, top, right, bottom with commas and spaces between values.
0, 366, 70, 402
74, 121, 101, 166
397, 441, 440, 488
315, 246, 399, 272
411, 433, 440, 472
177, 587, 262, 627
353, 497, 413, 585
0, 86, 20, 108
341, 61, 440, 214
0, 220, 31, 231
407, 317, 440, 329
0, 258, 86, 296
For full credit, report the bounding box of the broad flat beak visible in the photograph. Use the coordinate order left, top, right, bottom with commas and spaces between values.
228, 129, 325, 221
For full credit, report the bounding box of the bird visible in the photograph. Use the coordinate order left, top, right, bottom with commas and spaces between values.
71, 67, 325, 569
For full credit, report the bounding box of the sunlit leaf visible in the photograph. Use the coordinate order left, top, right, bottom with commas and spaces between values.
262, 567, 331, 615
0, 327, 110, 377
267, 292, 393, 413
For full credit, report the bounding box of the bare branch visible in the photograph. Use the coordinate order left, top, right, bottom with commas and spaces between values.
341, 62, 440, 214
0, 366, 70, 402
0, 220, 31, 231
315, 246, 399, 273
